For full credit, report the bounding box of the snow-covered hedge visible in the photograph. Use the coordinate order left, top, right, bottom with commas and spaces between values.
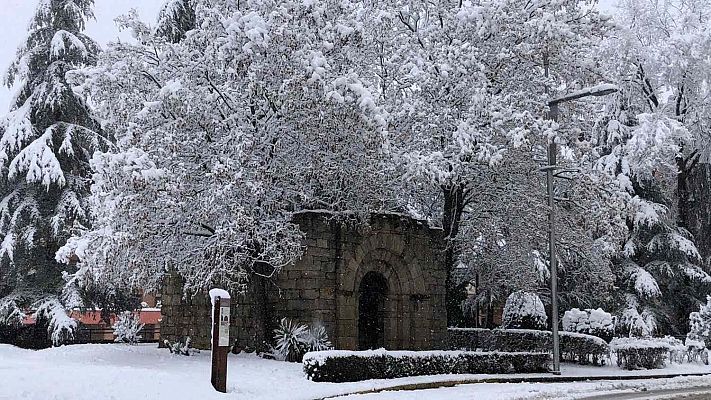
562, 308, 614, 342
502, 291, 547, 330
447, 328, 608, 365
609, 338, 669, 370
303, 349, 549, 382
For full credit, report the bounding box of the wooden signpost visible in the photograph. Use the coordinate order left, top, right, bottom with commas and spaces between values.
209, 289, 231, 393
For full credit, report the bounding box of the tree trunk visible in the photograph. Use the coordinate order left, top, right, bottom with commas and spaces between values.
677, 159, 711, 272
442, 181, 467, 327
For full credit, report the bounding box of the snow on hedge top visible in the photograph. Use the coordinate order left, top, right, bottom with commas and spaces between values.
447, 327, 609, 346
302, 349, 546, 365
209, 288, 230, 305
609, 337, 671, 351
563, 308, 614, 333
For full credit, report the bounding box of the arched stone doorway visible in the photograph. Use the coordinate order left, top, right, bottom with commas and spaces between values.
358, 271, 388, 349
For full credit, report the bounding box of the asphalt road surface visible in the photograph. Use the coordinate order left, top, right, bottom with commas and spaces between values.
582, 386, 711, 399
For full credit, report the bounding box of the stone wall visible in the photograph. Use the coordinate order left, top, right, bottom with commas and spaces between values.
160, 211, 447, 351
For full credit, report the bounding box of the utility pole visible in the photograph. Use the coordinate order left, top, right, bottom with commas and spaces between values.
542, 84, 618, 375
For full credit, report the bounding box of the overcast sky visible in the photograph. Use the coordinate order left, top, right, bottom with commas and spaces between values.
0, 0, 618, 112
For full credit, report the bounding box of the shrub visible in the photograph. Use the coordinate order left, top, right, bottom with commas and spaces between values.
274, 318, 309, 362
272, 318, 333, 362
562, 308, 614, 342
685, 338, 708, 365
659, 336, 686, 363
502, 291, 547, 330
618, 307, 656, 338
303, 350, 550, 382
687, 296, 711, 349
112, 311, 144, 344
306, 324, 333, 352
447, 328, 609, 366
163, 336, 200, 356
609, 338, 669, 370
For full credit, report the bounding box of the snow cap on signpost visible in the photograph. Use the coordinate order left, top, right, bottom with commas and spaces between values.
209, 288, 231, 305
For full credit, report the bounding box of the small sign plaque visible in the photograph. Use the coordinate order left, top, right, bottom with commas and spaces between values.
218, 306, 230, 347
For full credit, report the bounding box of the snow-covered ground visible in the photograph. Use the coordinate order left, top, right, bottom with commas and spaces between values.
0, 343, 710, 400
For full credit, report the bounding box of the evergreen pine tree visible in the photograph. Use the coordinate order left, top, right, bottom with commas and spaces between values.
0, 0, 109, 345
594, 92, 711, 335
155, 0, 196, 43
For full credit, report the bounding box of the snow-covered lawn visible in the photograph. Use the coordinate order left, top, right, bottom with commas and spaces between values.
1, 343, 710, 400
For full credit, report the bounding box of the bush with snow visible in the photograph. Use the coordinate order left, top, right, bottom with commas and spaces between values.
273, 318, 309, 362
617, 307, 656, 338
562, 308, 614, 341
273, 318, 333, 362
306, 324, 333, 352
163, 336, 200, 356
303, 349, 549, 382
447, 327, 609, 366
609, 337, 669, 369
687, 296, 711, 349
502, 291, 547, 330
685, 337, 708, 365
112, 311, 144, 344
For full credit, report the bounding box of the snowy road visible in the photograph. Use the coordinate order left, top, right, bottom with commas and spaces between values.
335, 382, 711, 400
581, 386, 711, 399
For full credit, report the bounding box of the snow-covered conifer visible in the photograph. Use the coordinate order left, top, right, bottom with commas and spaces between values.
0, 0, 109, 345
591, 0, 711, 334
154, 0, 195, 43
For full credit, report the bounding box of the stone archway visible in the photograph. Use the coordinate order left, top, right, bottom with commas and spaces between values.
337, 233, 428, 350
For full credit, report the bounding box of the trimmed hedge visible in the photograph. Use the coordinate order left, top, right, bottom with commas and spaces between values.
609, 338, 669, 370
303, 350, 550, 382
447, 328, 609, 366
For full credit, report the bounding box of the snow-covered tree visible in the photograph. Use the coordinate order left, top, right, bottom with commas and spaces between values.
590, 0, 711, 334
0, 0, 109, 345
358, 0, 619, 323
59, 1, 400, 298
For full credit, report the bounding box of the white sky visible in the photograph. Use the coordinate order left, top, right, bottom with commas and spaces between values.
0, 0, 618, 112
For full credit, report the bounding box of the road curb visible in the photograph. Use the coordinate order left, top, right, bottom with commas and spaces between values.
317, 372, 711, 399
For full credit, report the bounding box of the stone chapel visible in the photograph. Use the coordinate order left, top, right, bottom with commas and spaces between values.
160, 211, 448, 351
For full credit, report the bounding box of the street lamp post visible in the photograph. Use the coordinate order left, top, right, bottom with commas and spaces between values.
543, 84, 618, 375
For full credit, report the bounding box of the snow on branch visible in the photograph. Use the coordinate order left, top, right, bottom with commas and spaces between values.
549, 84, 619, 105
8, 126, 66, 189
50, 30, 88, 60
647, 232, 702, 262
33, 297, 77, 346
629, 267, 661, 298
0, 98, 34, 166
